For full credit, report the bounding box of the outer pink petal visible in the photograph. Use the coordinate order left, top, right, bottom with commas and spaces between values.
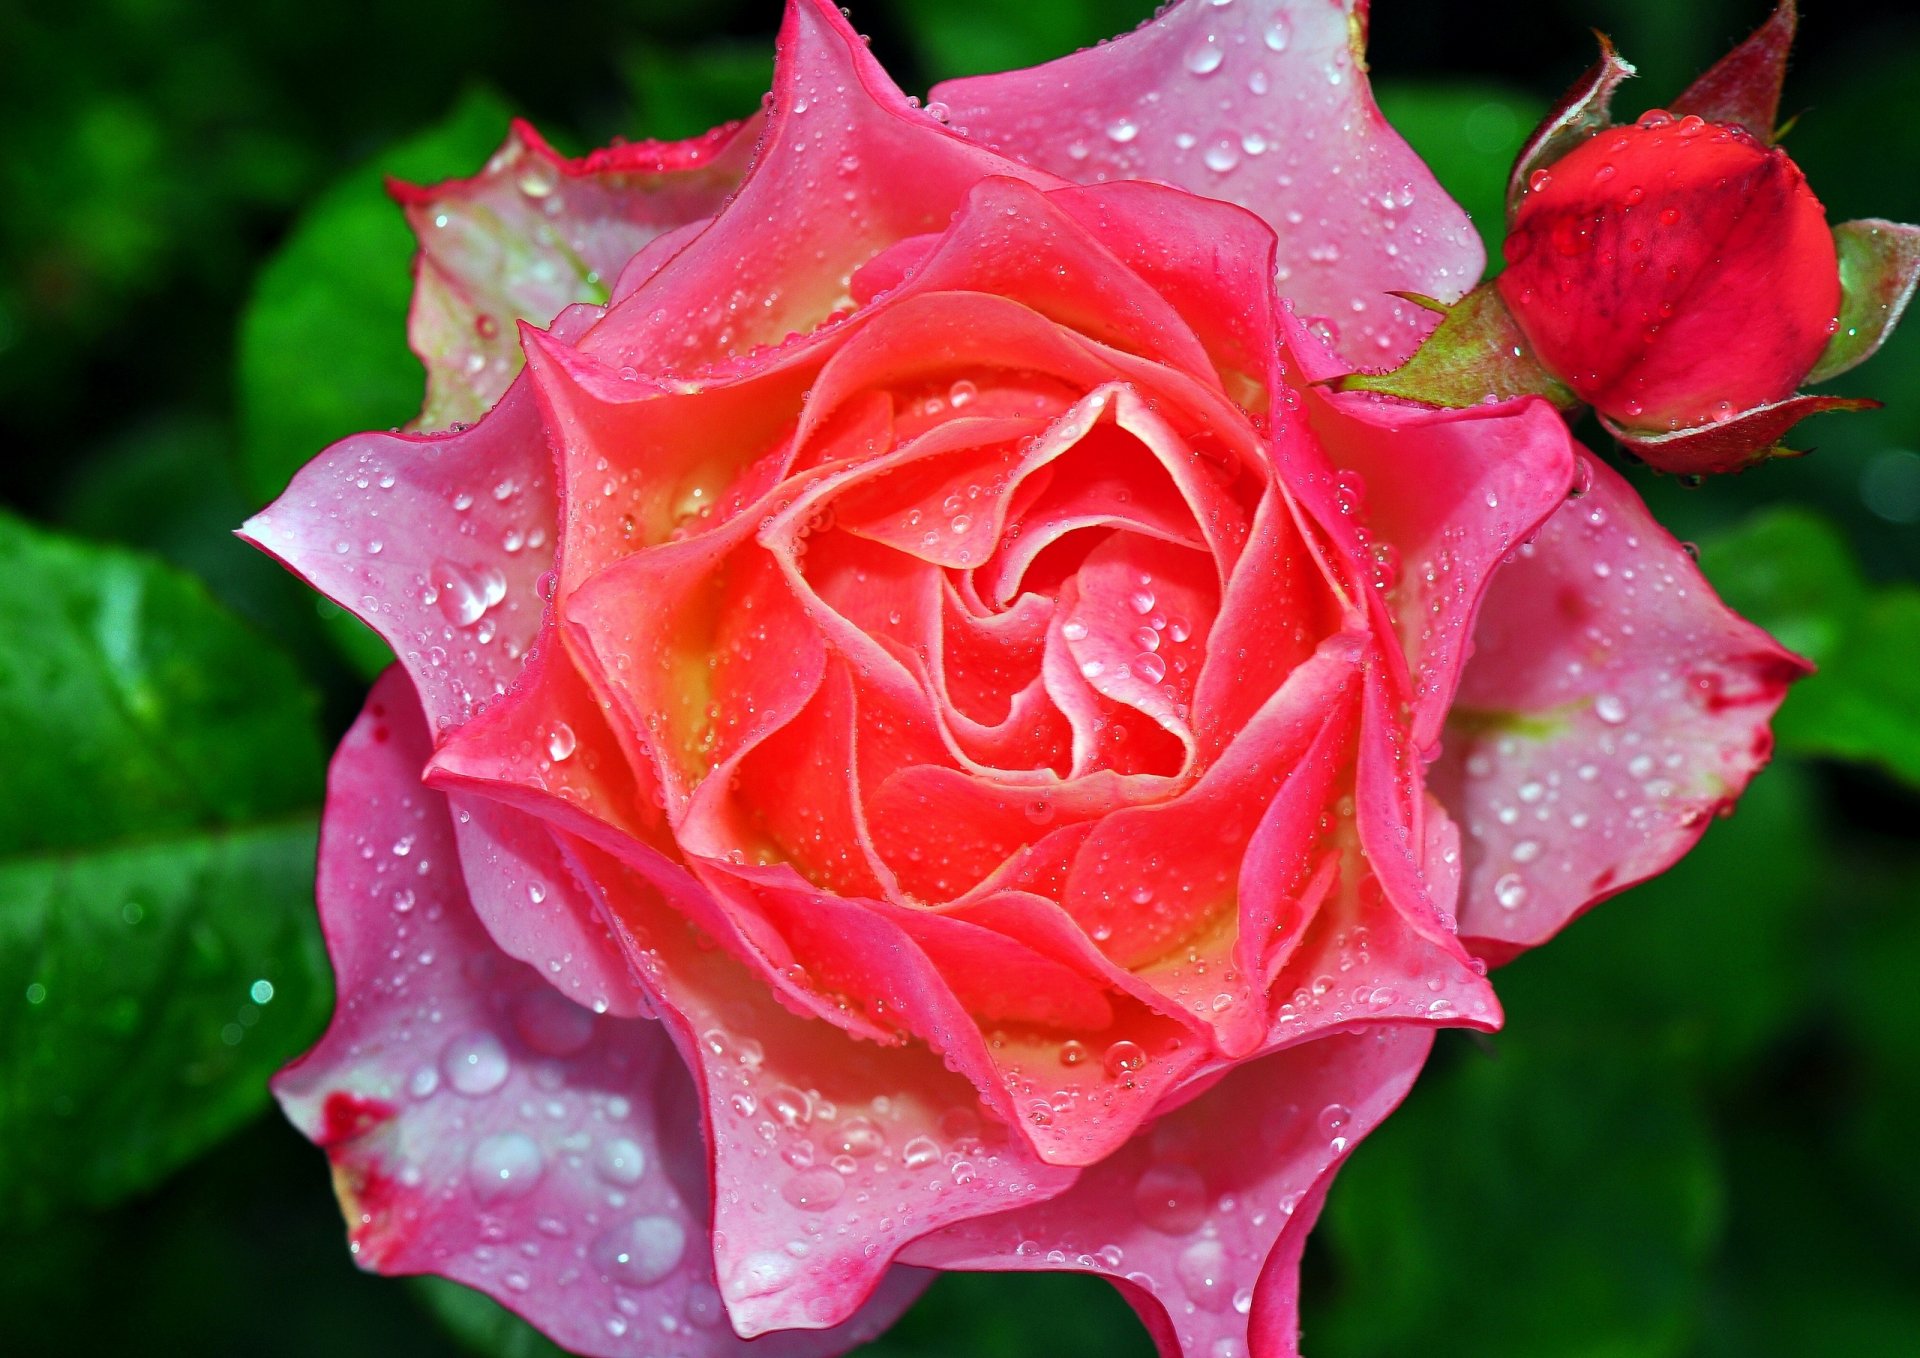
1431, 453, 1808, 963
931, 0, 1484, 367
898, 1025, 1436, 1358
560, 842, 1083, 1338
240, 372, 555, 737
399, 117, 758, 431
1307, 392, 1577, 753
275, 669, 926, 1356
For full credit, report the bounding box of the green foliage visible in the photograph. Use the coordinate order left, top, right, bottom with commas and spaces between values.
0, 513, 330, 1222
622, 41, 773, 141
237, 89, 514, 676
237, 88, 511, 511
415, 1279, 570, 1358
1701, 509, 1920, 788
1321, 1036, 1721, 1358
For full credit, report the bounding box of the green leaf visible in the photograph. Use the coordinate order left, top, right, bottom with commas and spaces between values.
1699, 508, 1920, 787
0, 511, 330, 1221
621, 40, 771, 143
237, 89, 513, 678
1, 820, 328, 1219
1496, 765, 1820, 1071
1314, 1031, 1721, 1358
1337, 281, 1577, 408
413, 1278, 568, 1358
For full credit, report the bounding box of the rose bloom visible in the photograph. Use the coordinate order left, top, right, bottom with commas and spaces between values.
1498, 112, 1839, 434
244, 3, 1804, 1355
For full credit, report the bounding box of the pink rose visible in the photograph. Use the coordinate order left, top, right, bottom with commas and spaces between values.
244, 3, 1803, 1355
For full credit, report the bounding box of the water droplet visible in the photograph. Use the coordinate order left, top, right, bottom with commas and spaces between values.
591, 1215, 685, 1286
1177, 1238, 1233, 1311
1104, 1040, 1147, 1078
830, 1116, 886, 1157
1134, 1163, 1208, 1235
547, 722, 577, 762
781, 1167, 847, 1212
430, 560, 507, 628
1106, 117, 1140, 145
1263, 18, 1292, 51
444, 1032, 511, 1096
469, 1132, 543, 1203
1494, 873, 1530, 910
595, 1136, 647, 1186
729, 1250, 798, 1300
1319, 1104, 1351, 1138
1184, 37, 1225, 76
1594, 693, 1629, 725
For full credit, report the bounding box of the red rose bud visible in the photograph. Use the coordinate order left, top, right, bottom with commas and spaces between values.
1498, 112, 1840, 435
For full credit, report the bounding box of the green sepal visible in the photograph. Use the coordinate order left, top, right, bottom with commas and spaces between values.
1603, 393, 1880, 477
1336, 283, 1578, 411
1807, 218, 1920, 384
1506, 33, 1636, 221
1670, 1, 1798, 142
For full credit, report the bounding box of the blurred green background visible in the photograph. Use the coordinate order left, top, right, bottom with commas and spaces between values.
3, 0, 1917, 1354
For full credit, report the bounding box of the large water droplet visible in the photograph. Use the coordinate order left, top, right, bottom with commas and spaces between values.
595, 1136, 647, 1187
1177, 1238, 1233, 1311
469, 1132, 543, 1203
781, 1167, 847, 1212
430, 560, 507, 628
1134, 1163, 1209, 1235
1104, 1040, 1147, 1078
1184, 37, 1225, 76
729, 1250, 798, 1300
591, 1215, 686, 1286
444, 1032, 511, 1096
829, 1116, 886, 1157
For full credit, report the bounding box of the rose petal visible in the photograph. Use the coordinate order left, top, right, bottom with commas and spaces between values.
554, 839, 1090, 1338
582, 0, 1053, 377
899, 1025, 1436, 1358
1307, 392, 1577, 753
1193, 484, 1343, 750
1063, 633, 1363, 976
1430, 452, 1808, 963
1065, 533, 1220, 763
932, 0, 1483, 366
277, 669, 926, 1355
398, 117, 757, 431
878, 175, 1222, 388
240, 375, 556, 736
